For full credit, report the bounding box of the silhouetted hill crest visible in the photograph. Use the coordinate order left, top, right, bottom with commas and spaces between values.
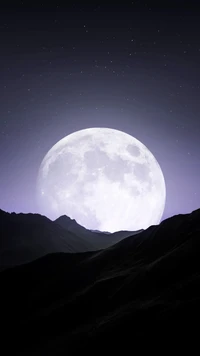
1, 208, 200, 354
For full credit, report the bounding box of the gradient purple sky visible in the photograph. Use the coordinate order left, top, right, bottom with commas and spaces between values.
0, 1, 200, 226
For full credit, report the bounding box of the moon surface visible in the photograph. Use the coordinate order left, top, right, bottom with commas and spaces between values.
37, 128, 166, 232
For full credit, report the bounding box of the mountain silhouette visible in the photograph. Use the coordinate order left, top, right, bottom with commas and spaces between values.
0, 209, 139, 270
1, 208, 200, 354
0, 209, 94, 270
55, 214, 142, 249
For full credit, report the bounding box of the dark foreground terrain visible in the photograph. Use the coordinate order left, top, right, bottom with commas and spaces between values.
1, 209, 200, 354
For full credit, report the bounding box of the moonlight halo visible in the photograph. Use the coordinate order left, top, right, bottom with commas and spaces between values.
37, 128, 166, 232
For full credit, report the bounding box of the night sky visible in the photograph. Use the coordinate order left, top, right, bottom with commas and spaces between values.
1, 1, 200, 223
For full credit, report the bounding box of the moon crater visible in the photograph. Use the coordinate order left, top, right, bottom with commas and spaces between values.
127, 144, 141, 157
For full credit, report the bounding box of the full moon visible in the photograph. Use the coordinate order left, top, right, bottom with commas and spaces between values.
37, 128, 166, 232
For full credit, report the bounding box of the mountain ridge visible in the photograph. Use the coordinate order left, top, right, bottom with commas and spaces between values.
0, 209, 95, 270
0, 208, 140, 270
0, 208, 200, 353
55, 214, 142, 249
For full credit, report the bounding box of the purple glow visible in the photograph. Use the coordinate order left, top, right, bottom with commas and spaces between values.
0, 4, 200, 226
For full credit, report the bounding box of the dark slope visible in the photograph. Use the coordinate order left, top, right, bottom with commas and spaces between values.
0, 208, 140, 270
0, 209, 94, 270
55, 214, 142, 249
1, 208, 200, 354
